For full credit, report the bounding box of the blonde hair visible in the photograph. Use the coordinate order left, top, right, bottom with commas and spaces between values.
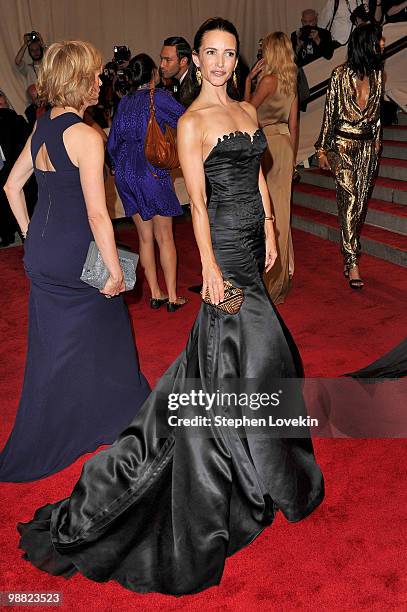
37, 40, 102, 110
261, 32, 297, 96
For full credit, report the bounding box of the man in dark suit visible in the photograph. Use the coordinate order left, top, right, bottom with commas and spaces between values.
0, 92, 27, 247
159, 36, 194, 106
291, 9, 335, 66
159, 36, 202, 291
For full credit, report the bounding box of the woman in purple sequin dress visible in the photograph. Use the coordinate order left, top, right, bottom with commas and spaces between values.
107, 54, 187, 312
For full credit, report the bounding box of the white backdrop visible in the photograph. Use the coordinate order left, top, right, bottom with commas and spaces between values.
0, 0, 326, 114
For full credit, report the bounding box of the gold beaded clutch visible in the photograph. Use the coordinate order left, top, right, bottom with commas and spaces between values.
201, 280, 244, 315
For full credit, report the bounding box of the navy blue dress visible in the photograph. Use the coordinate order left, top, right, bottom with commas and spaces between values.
107, 89, 185, 219
0, 111, 150, 482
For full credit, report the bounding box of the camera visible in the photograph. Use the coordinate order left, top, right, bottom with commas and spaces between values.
299, 25, 314, 42
102, 59, 131, 97
103, 61, 117, 80
25, 31, 39, 43
113, 45, 131, 65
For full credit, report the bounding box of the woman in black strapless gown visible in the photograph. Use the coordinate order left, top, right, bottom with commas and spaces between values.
18, 21, 324, 595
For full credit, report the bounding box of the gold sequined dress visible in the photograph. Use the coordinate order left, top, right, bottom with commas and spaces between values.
315, 64, 383, 269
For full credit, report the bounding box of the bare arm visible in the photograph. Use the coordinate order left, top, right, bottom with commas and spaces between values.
15, 32, 40, 67
177, 113, 224, 304
15, 35, 30, 66
244, 59, 264, 102
257, 165, 273, 218
241, 102, 277, 271
246, 74, 278, 109
258, 165, 277, 272
83, 110, 108, 144
3, 134, 34, 235
15, 44, 27, 67
73, 125, 124, 295
288, 95, 299, 163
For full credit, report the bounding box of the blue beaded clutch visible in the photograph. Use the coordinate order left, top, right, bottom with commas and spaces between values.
80, 241, 139, 291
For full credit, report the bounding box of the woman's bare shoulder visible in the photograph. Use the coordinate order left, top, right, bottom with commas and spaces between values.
65, 121, 104, 145
178, 108, 204, 135
261, 73, 278, 85
63, 122, 104, 165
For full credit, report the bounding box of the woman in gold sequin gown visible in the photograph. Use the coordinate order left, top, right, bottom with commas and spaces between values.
245, 32, 298, 304
315, 23, 384, 289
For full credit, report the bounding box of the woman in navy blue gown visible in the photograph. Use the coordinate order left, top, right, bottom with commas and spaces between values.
1, 41, 150, 482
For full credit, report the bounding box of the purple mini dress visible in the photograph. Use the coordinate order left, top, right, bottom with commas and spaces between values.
107, 89, 185, 220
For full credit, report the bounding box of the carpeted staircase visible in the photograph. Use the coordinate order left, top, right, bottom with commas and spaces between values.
292, 111, 407, 267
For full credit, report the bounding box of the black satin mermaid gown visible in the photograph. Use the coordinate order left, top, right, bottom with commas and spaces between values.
18, 129, 324, 596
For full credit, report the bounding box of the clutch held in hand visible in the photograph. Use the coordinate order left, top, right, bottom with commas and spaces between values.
80, 241, 139, 291
201, 279, 244, 314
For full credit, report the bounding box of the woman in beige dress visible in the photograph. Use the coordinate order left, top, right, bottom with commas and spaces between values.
245, 32, 298, 304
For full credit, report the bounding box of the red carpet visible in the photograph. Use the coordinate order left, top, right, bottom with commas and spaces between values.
1, 220, 406, 610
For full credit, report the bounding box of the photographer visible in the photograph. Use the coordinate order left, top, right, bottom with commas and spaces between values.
104, 46, 132, 115
15, 31, 45, 92
291, 9, 334, 66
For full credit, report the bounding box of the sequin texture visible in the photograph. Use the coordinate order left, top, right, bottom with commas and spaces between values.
315, 65, 383, 267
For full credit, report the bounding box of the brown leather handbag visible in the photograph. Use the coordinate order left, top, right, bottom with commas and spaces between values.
144, 87, 179, 174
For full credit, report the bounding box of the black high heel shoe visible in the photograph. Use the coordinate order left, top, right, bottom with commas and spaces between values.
150, 297, 169, 309
167, 297, 187, 312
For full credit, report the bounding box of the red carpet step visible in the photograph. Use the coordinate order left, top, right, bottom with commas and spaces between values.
295, 129, 407, 267
383, 124, 407, 141
301, 168, 407, 206
382, 139, 407, 160
292, 204, 407, 268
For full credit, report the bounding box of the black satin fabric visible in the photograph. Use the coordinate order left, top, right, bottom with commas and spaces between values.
18, 129, 324, 596
346, 336, 407, 379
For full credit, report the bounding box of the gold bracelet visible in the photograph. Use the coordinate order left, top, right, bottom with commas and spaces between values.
316, 149, 327, 159
264, 215, 275, 222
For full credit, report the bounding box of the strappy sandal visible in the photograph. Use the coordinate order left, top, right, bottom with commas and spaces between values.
349, 278, 364, 290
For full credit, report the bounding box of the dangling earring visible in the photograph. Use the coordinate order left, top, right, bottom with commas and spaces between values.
196, 67, 202, 86
233, 70, 238, 88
